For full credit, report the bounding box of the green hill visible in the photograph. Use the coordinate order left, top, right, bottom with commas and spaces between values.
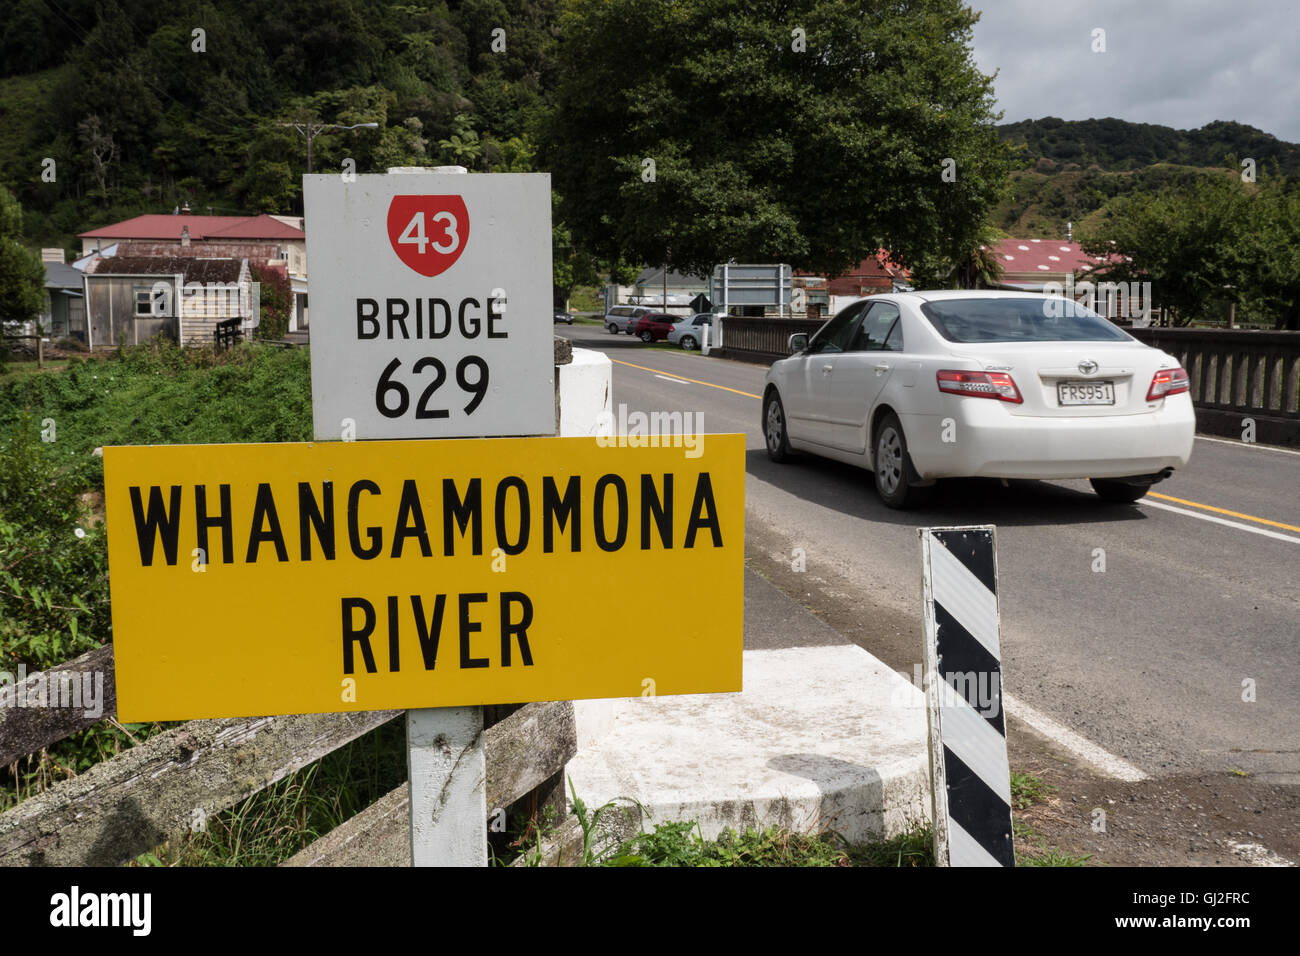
997, 117, 1299, 174
989, 118, 1298, 239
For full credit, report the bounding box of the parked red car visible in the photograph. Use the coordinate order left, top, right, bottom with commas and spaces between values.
631, 312, 679, 342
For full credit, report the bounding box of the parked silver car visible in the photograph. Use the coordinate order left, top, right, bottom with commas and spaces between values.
667, 313, 714, 350
604, 305, 650, 335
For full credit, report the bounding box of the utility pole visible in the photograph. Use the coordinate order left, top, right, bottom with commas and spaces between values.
280, 119, 379, 173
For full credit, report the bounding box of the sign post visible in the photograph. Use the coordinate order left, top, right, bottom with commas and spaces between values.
918, 525, 1015, 867
307, 165, 549, 866
407, 705, 487, 866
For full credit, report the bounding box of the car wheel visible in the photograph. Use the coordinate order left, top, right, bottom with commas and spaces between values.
680, 335, 697, 350
607, 323, 619, 334
1090, 478, 1150, 503
763, 391, 794, 463
639, 330, 654, 343
874, 413, 932, 509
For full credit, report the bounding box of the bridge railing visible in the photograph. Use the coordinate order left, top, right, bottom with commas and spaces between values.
1126, 328, 1300, 444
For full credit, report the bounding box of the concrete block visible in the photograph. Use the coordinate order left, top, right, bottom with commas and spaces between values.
567, 645, 931, 845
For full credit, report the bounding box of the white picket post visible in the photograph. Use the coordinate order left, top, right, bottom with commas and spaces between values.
407, 706, 488, 866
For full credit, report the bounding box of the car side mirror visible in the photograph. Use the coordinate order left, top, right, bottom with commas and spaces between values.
788, 333, 808, 354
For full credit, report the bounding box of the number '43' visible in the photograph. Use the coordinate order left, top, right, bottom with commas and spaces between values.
397, 211, 460, 255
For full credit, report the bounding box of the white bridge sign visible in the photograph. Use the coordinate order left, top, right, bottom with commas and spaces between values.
304, 172, 555, 440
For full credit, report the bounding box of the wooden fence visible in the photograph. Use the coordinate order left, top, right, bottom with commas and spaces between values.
213, 317, 242, 351
0, 339, 582, 867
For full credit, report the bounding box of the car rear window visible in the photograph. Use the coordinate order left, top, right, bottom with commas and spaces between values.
920, 298, 1133, 343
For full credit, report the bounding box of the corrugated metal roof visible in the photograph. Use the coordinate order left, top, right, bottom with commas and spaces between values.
88, 256, 245, 283
44, 261, 84, 289
79, 213, 304, 241
985, 238, 1126, 276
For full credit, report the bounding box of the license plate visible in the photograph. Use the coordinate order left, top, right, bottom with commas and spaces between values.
1057, 380, 1115, 405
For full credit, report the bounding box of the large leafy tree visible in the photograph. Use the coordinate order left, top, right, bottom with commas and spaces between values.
1082, 172, 1300, 328
0, 186, 46, 357
541, 0, 1013, 278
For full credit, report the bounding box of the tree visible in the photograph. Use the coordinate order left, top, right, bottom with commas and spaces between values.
251, 263, 293, 340
552, 190, 639, 308
541, 0, 1014, 278
1081, 173, 1299, 327
0, 186, 46, 359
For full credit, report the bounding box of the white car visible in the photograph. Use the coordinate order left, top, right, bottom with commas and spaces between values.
761, 291, 1195, 508
667, 313, 714, 350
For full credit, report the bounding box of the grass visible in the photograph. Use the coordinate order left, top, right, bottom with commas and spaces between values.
568, 285, 604, 313
501, 783, 936, 867
0, 340, 312, 488
133, 718, 407, 867
1, 340, 315, 819
607, 820, 935, 867
1011, 770, 1056, 809
0, 359, 71, 383
1010, 771, 1093, 866
1013, 820, 1092, 866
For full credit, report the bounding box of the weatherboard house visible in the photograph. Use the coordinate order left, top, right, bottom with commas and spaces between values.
82, 256, 254, 349
78, 209, 310, 330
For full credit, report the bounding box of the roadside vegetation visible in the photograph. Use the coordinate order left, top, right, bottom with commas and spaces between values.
0, 341, 311, 809
134, 719, 407, 867
501, 787, 937, 867
1011, 771, 1093, 867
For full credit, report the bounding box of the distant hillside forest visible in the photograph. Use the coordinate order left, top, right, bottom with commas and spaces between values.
0, 2, 1297, 267
0, 0, 561, 248
993, 117, 1299, 239
998, 117, 1299, 174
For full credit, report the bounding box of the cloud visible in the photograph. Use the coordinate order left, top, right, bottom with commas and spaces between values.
970, 0, 1300, 140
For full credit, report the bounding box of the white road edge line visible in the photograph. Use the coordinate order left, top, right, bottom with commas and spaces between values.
653, 373, 689, 384
1195, 435, 1300, 457
1004, 692, 1149, 782
1142, 500, 1300, 545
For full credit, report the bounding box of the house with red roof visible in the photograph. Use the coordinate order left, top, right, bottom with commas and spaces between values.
983, 238, 1150, 322
79, 207, 310, 330
794, 250, 912, 316
984, 238, 1108, 290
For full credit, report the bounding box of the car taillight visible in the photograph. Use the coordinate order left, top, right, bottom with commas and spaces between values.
1147, 367, 1189, 401
936, 369, 1023, 404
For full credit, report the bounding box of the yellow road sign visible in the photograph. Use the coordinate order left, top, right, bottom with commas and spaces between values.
104, 435, 744, 721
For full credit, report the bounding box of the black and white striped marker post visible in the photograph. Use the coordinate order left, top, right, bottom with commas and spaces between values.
919, 525, 1014, 867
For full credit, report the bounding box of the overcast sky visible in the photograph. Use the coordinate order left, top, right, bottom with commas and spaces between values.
969, 0, 1300, 142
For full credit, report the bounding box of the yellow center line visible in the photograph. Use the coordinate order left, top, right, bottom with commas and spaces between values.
1148, 492, 1300, 534
611, 358, 763, 400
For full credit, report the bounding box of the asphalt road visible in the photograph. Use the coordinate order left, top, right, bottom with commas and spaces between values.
558, 324, 1300, 784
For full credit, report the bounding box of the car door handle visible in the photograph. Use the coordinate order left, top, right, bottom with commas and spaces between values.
874, 362, 891, 373
821, 365, 833, 375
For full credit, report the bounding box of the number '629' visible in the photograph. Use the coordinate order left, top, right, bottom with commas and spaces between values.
375, 356, 489, 418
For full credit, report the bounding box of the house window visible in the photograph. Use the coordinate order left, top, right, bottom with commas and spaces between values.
135, 285, 171, 317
